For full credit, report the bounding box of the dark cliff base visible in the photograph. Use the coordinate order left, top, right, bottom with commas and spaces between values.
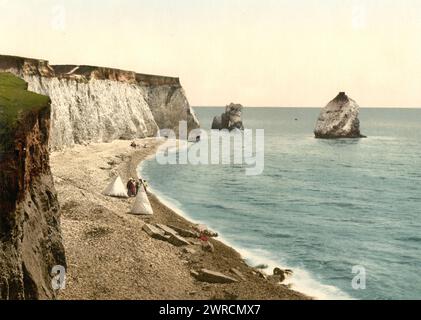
0, 73, 65, 299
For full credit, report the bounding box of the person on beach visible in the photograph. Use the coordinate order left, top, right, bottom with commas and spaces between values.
142, 179, 149, 192
130, 178, 137, 196
135, 179, 141, 195
127, 178, 136, 197
137, 178, 148, 193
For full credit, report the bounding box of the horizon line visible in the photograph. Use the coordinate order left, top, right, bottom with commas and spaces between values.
193, 105, 421, 109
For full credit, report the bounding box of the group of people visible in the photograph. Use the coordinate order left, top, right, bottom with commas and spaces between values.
130, 141, 148, 149
127, 178, 148, 197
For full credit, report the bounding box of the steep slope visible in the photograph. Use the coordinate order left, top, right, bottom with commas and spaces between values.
0, 73, 65, 299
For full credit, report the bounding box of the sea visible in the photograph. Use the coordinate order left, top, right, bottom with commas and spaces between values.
140, 107, 421, 300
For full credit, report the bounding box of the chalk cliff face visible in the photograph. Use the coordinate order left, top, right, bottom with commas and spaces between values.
0, 73, 66, 299
314, 92, 365, 139
25, 75, 159, 149
146, 84, 200, 135
0, 55, 200, 150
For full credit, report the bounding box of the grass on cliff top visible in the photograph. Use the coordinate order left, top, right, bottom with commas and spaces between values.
0, 72, 50, 125
0, 72, 50, 151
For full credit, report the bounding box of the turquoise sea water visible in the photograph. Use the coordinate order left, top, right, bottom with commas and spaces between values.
140, 107, 421, 300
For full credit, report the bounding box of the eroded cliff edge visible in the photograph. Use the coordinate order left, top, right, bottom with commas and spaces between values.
0, 55, 200, 150
0, 73, 65, 299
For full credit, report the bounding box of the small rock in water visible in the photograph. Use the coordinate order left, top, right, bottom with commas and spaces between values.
274, 267, 293, 276
272, 267, 293, 283
255, 264, 268, 270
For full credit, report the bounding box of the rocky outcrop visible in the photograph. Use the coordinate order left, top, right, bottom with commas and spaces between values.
142, 223, 192, 247
0, 54, 200, 150
145, 82, 200, 136
314, 92, 366, 139
0, 73, 66, 299
212, 103, 244, 131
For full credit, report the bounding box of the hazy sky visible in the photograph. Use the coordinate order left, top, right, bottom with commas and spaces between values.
1, 0, 421, 107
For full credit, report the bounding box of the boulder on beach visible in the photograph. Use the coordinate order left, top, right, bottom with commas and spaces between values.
212, 103, 244, 131
196, 269, 239, 284
167, 234, 190, 247
271, 267, 293, 283
155, 224, 178, 237
169, 224, 199, 238
142, 224, 167, 241
314, 92, 366, 139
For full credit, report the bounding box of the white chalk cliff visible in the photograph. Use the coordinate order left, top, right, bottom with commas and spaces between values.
314, 92, 366, 139
0, 55, 200, 150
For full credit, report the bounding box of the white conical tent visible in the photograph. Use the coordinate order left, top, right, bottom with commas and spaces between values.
130, 189, 153, 215
102, 175, 129, 198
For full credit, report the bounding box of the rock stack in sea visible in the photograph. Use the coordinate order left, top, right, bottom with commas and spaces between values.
314, 92, 366, 139
212, 103, 244, 131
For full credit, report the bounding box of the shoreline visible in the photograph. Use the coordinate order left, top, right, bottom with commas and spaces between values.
139, 159, 351, 300
51, 138, 309, 300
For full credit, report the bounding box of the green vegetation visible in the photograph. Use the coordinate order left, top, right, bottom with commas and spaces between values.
0, 72, 50, 151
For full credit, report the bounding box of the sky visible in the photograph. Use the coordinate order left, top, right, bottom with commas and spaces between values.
1, 0, 421, 107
